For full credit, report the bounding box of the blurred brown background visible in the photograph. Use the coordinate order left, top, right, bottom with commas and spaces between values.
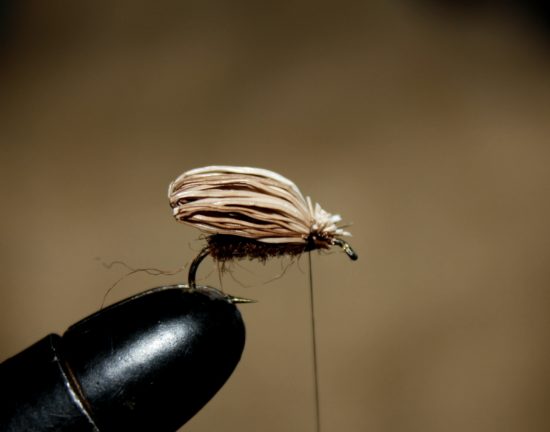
1, 1, 550, 431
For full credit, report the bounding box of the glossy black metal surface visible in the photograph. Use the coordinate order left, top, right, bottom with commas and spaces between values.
0, 286, 246, 432
0, 334, 98, 432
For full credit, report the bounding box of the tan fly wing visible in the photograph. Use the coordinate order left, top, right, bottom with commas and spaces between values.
168, 167, 314, 243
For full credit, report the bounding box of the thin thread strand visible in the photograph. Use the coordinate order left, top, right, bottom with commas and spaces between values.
308, 252, 321, 432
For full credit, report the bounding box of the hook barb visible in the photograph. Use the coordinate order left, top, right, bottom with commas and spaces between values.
226, 295, 258, 304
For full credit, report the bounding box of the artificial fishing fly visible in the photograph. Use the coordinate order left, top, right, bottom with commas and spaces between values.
169, 165, 357, 432
168, 165, 357, 289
